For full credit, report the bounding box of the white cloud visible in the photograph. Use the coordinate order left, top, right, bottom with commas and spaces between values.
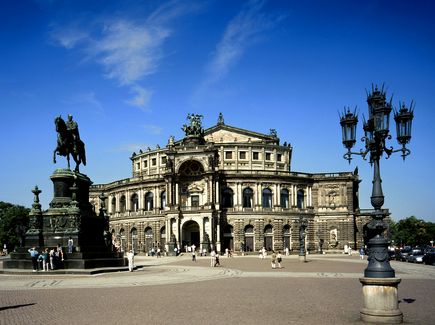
90, 20, 170, 86
143, 124, 163, 135
204, 0, 285, 85
117, 143, 150, 153
50, 27, 88, 49
61, 91, 104, 113
50, 1, 198, 110
126, 85, 153, 110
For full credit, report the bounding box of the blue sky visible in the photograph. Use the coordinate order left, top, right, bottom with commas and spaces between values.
1, 0, 434, 222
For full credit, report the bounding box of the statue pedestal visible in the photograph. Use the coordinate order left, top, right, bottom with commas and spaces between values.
167, 242, 177, 256
360, 277, 403, 324
3, 169, 124, 273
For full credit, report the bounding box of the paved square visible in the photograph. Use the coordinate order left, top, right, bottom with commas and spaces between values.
1, 255, 434, 324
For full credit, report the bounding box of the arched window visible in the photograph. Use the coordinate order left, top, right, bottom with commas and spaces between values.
131, 193, 139, 212
283, 225, 291, 250
280, 189, 289, 208
262, 188, 272, 208
144, 227, 154, 253
223, 224, 234, 251
264, 224, 273, 250
222, 187, 234, 208
179, 160, 204, 176
160, 226, 166, 248
130, 228, 138, 251
244, 225, 254, 252
160, 191, 166, 209
120, 195, 126, 213
243, 188, 253, 208
111, 197, 116, 213
145, 192, 153, 211
297, 190, 305, 209
119, 228, 126, 252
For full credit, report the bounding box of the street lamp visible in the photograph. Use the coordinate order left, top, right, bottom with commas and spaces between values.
298, 216, 308, 262
340, 84, 414, 323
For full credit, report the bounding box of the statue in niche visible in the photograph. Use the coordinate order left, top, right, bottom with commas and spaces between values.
329, 229, 338, 247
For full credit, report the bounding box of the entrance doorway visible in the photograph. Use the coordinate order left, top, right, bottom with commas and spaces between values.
182, 220, 200, 251
223, 225, 234, 251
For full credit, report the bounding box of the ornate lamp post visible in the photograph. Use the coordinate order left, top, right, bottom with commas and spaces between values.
340, 84, 414, 323
298, 216, 308, 262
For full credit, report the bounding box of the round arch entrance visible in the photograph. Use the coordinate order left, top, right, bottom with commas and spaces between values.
182, 220, 200, 251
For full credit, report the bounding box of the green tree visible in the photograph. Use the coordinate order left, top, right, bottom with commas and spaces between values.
0, 201, 30, 252
391, 216, 435, 247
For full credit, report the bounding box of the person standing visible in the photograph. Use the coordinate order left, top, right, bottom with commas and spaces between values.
28, 247, 39, 272
127, 250, 134, 272
192, 249, 196, 262
49, 247, 55, 269
271, 250, 277, 269
42, 248, 50, 271
276, 251, 282, 269
56, 244, 64, 269
67, 237, 74, 253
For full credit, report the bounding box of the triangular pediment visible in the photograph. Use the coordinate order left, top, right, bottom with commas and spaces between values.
204, 124, 275, 144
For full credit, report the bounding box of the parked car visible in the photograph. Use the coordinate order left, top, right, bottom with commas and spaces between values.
388, 250, 397, 261
398, 247, 412, 261
423, 248, 435, 266
407, 249, 424, 263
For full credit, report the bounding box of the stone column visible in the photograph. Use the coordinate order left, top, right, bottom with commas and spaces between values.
359, 277, 403, 323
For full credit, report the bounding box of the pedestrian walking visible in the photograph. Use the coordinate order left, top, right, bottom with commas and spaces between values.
192, 249, 196, 262
127, 250, 134, 271
210, 250, 216, 267
28, 247, 39, 272
214, 252, 220, 267
276, 251, 282, 268
359, 247, 364, 260
262, 247, 266, 259
271, 250, 277, 269
285, 247, 289, 256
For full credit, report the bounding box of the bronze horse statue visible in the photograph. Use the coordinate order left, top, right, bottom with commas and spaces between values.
53, 116, 86, 172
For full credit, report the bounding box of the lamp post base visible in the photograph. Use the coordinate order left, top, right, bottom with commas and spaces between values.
298, 254, 306, 262
359, 277, 403, 324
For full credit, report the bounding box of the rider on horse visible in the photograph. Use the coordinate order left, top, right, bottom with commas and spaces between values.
66, 114, 80, 153
54, 115, 86, 172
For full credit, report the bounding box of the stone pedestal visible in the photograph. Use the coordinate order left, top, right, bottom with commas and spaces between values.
3, 169, 124, 272
167, 241, 176, 256
360, 277, 403, 324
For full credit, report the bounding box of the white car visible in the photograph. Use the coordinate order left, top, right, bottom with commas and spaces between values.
407, 250, 424, 263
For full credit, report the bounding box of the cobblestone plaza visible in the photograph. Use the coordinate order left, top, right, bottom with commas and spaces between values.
1, 255, 434, 324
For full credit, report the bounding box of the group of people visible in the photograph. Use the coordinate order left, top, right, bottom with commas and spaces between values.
28, 245, 64, 272
270, 250, 283, 269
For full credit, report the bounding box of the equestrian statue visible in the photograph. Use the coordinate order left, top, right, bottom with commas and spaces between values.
53, 114, 86, 172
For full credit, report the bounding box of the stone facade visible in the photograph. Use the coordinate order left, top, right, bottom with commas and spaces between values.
90, 115, 370, 254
